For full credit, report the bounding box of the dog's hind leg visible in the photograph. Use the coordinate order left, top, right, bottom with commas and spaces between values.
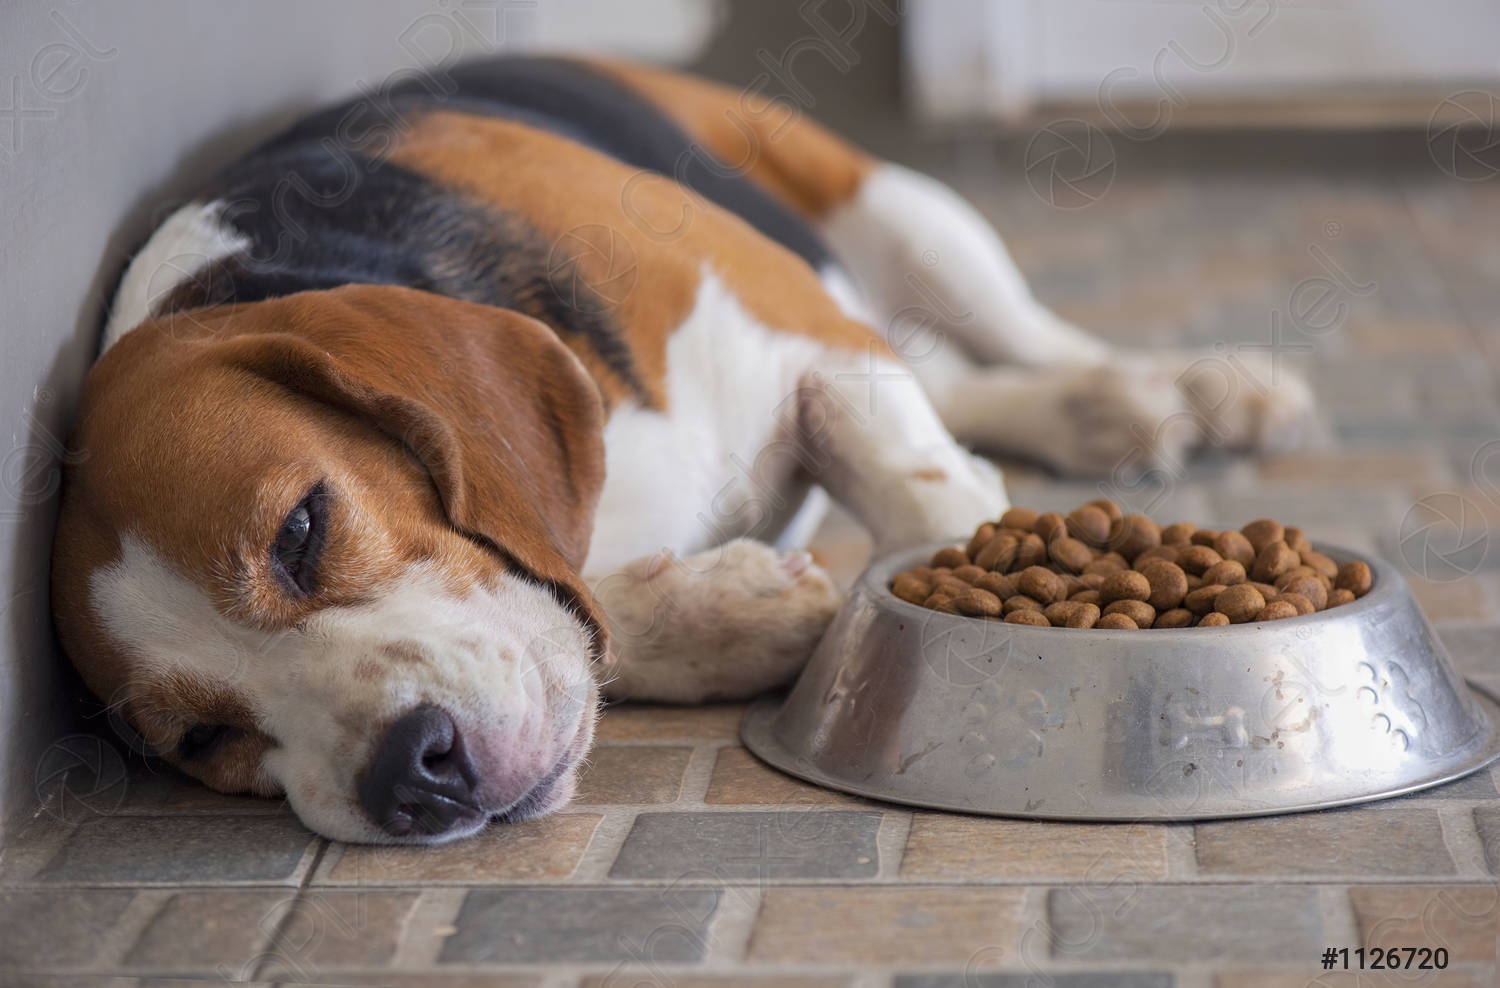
821, 163, 1112, 369
819, 166, 1321, 473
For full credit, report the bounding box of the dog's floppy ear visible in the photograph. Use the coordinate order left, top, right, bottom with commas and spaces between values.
208, 284, 608, 652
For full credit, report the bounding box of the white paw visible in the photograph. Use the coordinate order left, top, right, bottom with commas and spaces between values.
1174, 350, 1321, 454
596, 539, 842, 703
1038, 352, 1320, 476
1035, 362, 1195, 475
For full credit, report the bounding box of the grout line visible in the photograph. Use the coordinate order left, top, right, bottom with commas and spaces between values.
1438, 802, 1495, 878
1396, 179, 1500, 408
537, 972, 584, 988
0, 807, 78, 884
390, 886, 467, 968
875, 809, 913, 880
250, 840, 328, 982
16, 872, 1500, 892
569, 807, 641, 883
678, 740, 724, 805
95, 888, 175, 973
559, 800, 888, 817
1163, 822, 1199, 880
290, 836, 327, 887
1318, 884, 1361, 951
307, 841, 344, 885
1172, 972, 1217, 988
1012, 885, 1052, 974
701, 881, 762, 964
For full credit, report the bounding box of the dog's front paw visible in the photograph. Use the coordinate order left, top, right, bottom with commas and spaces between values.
597, 539, 842, 703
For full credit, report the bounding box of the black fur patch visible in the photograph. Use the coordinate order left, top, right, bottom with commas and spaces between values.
267, 56, 834, 270
162, 144, 645, 398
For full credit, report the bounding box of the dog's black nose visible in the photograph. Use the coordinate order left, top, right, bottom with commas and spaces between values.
359, 705, 480, 838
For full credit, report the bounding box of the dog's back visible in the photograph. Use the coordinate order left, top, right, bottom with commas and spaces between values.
103, 56, 859, 354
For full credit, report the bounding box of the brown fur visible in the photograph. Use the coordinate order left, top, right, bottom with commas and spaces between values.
389, 109, 884, 407
586, 57, 875, 220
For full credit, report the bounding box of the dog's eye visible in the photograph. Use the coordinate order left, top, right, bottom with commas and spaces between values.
177, 723, 232, 761
277, 505, 311, 555
270, 484, 328, 596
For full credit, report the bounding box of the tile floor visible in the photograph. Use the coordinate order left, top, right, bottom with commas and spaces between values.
6, 132, 1500, 985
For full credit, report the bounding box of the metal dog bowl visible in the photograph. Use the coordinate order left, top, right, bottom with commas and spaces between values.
742, 540, 1500, 820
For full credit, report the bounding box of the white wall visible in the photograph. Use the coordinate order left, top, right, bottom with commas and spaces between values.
909, 0, 1500, 124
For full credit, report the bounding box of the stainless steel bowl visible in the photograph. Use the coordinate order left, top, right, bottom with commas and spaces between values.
741, 540, 1500, 820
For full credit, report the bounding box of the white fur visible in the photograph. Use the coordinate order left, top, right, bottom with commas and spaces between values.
822, 162, 1111, 368
584, 270, 837, 577
90, 535, 595, 844
102, 201, 249, 351
583, 268, 1008, 702
818, 263, 874, 323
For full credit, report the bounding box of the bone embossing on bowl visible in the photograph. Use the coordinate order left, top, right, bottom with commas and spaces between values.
741, 538, 1500, 821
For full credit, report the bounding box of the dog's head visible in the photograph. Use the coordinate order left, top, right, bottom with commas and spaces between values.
51, 284, 609, 843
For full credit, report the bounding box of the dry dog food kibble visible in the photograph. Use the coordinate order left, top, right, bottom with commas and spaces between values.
890, 505, 1375, 628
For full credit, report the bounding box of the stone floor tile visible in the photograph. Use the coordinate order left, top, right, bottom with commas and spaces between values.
36, 815, 317, 885
1195, 807, 1455, 877
1216, 973, 1490, 987
1337, 415, 1500, 446
1347, 885, 1499, 963
0, 888, 135, 968
1436, 623, 1500, 679
594, 704, 745, 741
1048, 885, 1321, 962
1003, 481, 1208, 528
1210, 487, 1406, 532
440, 888, 720, 964
1376, 532, 1498, 579
258, 891, 420, 978
581, 977, 851, 988
901, 815, 1169, 881
573, 746, 692, 804
123, 890, 294, 975
115, 762, 291, 816
1256, 450, 1446, 486
279, 975, 541, 987
10, 979, 282, 988
1405, 575, 1496, 622
704, 747, 860, 806
609, 811, 881, 881
1409, 487, 1500, 532
896, 975, 1171, 988
1470, 805, 1500, 874
319, 814, 601, 884
747, 887, 1025, 965
1394, 767, 1498, 801
1345, 320, 1475, 356
0, 813, 79, 886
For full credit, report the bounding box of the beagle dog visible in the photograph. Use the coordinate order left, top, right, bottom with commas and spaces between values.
51, 56, 1315, 843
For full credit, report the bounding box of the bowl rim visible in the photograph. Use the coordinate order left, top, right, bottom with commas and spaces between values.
872, 535, 1394, 635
